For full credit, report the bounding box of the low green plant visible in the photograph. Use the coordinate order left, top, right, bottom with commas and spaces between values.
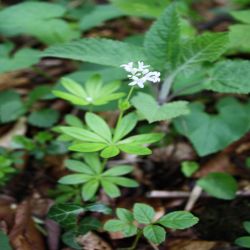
104, 203, 198, 248
12, 131, 67, 160
235, 221, 250, 248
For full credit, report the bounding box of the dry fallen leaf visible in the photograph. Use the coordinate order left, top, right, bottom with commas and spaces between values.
166, 239, 230, 250
77, 232, 112, 250
9, 200, 46, 250
0, 117, 27, 148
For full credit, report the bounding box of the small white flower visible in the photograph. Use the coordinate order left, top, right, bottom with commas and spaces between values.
86, 96, 93, 102
121, 61, 161, 88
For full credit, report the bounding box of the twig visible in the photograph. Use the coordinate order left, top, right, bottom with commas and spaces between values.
185, 185, 203, 211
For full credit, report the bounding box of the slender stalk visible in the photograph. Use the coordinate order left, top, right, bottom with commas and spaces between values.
129, 230, 143, 250
158, 74, 175, 104
117, 86, 135, 126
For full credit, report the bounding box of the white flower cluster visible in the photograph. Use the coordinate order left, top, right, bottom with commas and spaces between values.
121, 61, 161, 88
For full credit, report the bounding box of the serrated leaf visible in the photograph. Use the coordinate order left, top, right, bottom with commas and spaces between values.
206, 60, 250, 94
85, 112, 112, 142
121, 133, 164, 144
116, 208, 134, 222
143, 225, 166, 244
174, 97, 250, 156
158, 211, 199, 229
197, 172, 238, 200
133, 203, 155, 224
28, 109, 59, 128
131, 92, 189, 123
104, 219, 137, 237
144, 4, 180, 71
43, 38, 147, 67
105, 177, 138, 187
179, 32, 228, 71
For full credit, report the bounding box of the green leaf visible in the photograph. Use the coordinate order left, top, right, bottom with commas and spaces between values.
69, 143, 107, 153
104, 219, 137, 237
82, 153, 102, 174
174, 97, 250, 156
113, 113, 138, 142
121, 133, 164, 144
43, 38, 147, 67
143, 225, 166, 244
105, 177, 138, 187
80, 5, 124, 32
158, 211, 199, 229
48, 204, 85, 229
144, 4, 180, 71
0, 230, 12, 250
65, 115, 84, 128
231, 10, 250, 24
235, 236, 250, 248
206, 60, 250, 94
60, 127, 107, 143
65, 159, 95, 174
61, 78, 87, 98
0, 2, 79, 44
0, 47, 40, 74
59, 174, 92, 185
84, 203, 112, 214
197, 172, 238, 200
133, 203, 155, 224
103, 165, 133, 176
85, 113, 112, 142
101, 179, 121, 198
100, 146, 120, 158
244, 221, 250, 234
62, 230, 81, 250
81, 180, 99, 201
181, 161, 199, 177
110, 0, 170, 18
116, 208, 134, 222
118, 143, 151, 155
179, 32, 228, 70
78, 217, 102, 235
132, 92, 189, 123
229, 24, 250, 52
28, 109, 59, 128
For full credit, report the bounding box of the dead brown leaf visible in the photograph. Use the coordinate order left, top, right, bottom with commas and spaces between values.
77, 232, 112, 250
9, 200, 46, 250
166, 239, 230, 250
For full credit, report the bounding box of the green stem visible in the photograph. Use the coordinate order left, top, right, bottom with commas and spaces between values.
130, 230, 143, 250
117, 86, 135, 126
101, 158, 108, 172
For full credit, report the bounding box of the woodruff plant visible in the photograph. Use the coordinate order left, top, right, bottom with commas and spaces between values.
50, 61, 199, 248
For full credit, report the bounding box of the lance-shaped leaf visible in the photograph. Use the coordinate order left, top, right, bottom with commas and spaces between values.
144, 4, 180, 71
